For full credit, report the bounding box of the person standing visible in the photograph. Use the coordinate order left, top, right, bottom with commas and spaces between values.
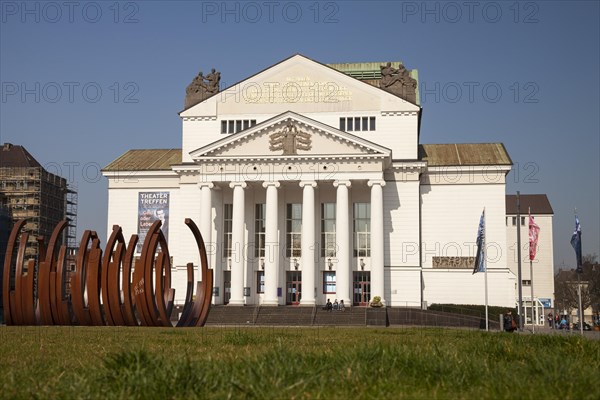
504, 310, 516, 332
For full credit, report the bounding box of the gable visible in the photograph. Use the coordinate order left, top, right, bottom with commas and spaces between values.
190, 112, 391, 160
181, 54, 419, 117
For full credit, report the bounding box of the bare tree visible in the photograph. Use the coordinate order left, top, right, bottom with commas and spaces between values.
555, 267, 592, 315
582, 254, 600, 313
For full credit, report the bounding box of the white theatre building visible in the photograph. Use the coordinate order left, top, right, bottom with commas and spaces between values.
103, 54, 519, 308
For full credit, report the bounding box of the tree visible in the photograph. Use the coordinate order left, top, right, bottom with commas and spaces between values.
582, 254, 600, 313
583, 253, 598, 265
554, 267, 592, 315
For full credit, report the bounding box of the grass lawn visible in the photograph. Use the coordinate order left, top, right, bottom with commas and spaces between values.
1, 326, 599, 399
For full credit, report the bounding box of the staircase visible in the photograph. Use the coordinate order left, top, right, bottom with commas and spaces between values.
254, 306, 314, 325
205, 305, 257, 325
204, 305, 500, 330
313, 307, 367, 326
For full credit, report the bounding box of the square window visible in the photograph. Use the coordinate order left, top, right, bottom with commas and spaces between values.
243, 120, 250, 129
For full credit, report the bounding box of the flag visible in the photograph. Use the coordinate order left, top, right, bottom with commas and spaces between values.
570, 215, 582, 272
473, 209, 485, 274
528, 213, 540, 261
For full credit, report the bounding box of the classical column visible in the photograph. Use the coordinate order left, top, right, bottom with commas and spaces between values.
228, 182, 246, 305
334, 180, 351, 305
300, 181, 317, 306
369, 179, 386, 305
262, 181, 280, 306
198, 183, 215, 301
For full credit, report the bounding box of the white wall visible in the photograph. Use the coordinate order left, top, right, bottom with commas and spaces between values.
506, 213, 555, 308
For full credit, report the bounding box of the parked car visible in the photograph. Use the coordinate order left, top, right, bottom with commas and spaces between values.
572, 322, 592, 331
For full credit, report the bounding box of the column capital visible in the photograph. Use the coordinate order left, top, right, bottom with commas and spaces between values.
197, 182, 214, 189
368, 179, 386, 187
299, 181, 317, 188
262, 181, 281, 189
333, 180, 351, 188
229, 182, 248, 189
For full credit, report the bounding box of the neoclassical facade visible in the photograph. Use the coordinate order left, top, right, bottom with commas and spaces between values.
103, 54, 517, 308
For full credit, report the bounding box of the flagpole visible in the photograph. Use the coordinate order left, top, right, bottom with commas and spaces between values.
529, 207, 535, 334
575, 208, 584, 336
516, 192, 523, 332
484, 208, 489, 331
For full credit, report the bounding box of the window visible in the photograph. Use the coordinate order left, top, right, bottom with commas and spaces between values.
257, 271, 265, 293
522, 280, 531, 286
223, 204, 233, 257
286, 203, 302, 257
339, 116, 376, 132
255, 204, 265, 258
323, 272, 336, 294
521, 216, 526, 226
512, 217, 517, 226
221, 119, 257, 134
321, 203, 336, 257
354, 203, 371, 257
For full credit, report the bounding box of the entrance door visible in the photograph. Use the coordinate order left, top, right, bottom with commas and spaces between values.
286, 271, 302, 305
353, 271, 371, 306
223, 271, 231, 305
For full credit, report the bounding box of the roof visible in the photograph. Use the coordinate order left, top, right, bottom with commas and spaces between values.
506, 194, 554, 215
181, 53, 422, 113
419, 143, 512, 166
0, 143, 42, 168
103, 149, 182, 171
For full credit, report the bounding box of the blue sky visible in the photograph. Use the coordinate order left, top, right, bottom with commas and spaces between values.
1, 1, 598, 269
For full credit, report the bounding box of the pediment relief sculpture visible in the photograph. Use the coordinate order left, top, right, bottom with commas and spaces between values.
269, 121, 312, 155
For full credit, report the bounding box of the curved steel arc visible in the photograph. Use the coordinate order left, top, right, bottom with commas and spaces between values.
2, 219, 27, 326
2, 218, 212, 328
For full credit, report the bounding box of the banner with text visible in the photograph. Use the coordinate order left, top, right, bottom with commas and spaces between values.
137, 192, 170, 253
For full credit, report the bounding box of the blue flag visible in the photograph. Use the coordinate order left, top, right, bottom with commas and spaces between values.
473, 209, 485, 274
570, 216, 582, 273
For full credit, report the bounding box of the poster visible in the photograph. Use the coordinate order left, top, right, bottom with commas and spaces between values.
137, 192, 169, 253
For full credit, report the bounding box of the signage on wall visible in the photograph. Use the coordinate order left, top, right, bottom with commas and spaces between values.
137, 191, 170, 253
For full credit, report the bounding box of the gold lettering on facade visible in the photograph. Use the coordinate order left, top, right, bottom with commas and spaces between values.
432, 256, 475, 269
242, 77, 353, 104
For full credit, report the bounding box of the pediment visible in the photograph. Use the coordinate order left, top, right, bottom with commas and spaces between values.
180, 54, 419, 117
189, 112, 391, 161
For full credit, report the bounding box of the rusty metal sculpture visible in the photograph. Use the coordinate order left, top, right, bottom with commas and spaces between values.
2, 218, 212, 327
